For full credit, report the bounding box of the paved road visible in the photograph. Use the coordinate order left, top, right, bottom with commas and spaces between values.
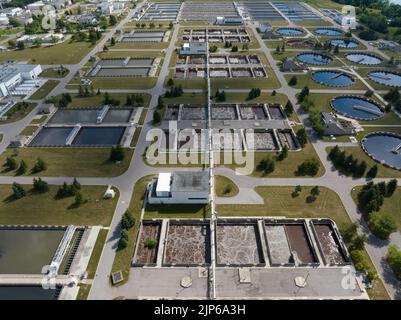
0, 7, 400, 300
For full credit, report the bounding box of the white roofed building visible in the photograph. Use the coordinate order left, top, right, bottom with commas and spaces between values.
148, 171, 209, 204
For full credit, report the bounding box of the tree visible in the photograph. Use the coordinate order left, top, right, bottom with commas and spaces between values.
17, 41, 25, 50
387, 245, 401, 280
9, 17, 22, 27
109, 15, 117, 26
256, 156, 275, 175
296, 128, 308, 147
386, 179, 397, 197
297, 158, 320, 176
121, 210, 135, 230
31, 158, 47, 173
72, 178, 81, 193
118, 236, 128, 250
56, 182, 73, 199
361, 161, 374, 177
368, 211, 397, 240
277, 145, 288, 161
167, 78, 174, 87
298, 86, 310, 103
310, 186, 320, 198
126, 95, 132, 106
74, 191, 84, 207
284, 100, 293, 116
153, 110, 162, 124
288, 75, 297, 86
12, 182, 26, 199
110, 37, 116, 46
33, 178, 49, 193
4, 157, 17, 171
157, 96, 164, 110
110, 145, 124, 162
17, 160, 27, 175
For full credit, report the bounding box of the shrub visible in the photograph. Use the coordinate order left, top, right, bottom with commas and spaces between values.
288, 75, 297, 86
368, 211, 397, 240
31, 158, 47, 173
256, 156, 275, 175
33, 178, 49, 193
297, 158, 320, 176
144, 239, 158, 249
387, 245, 401, 280
110, 145, 124, 162
121, 210, 135, 230
4, 157, 17, 171
16, 160, 27, 175
12, 182, 26, 199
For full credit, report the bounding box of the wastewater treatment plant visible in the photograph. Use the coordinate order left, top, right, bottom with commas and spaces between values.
0, 0, 401, 304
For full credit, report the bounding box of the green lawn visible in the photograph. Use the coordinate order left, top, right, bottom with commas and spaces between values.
111, 175, 153, 284
30, 116, 47, 125
0, 185, 118, 226
0, 41, 97, 64
52, 93, 151, 109
76, 284, 91, 300
29, 80, 59, 100
326, 146, 401, 178
221, 142, 325, 178
86, 229, 109, 279
0, 148, 134, 177
19, 125, 38, 136
40, 67, 70, 78
351, 186, 401, 232
1, 102, 37, 124
163, 92, 207, 105
145, 203, 211, 219
215, 175, 239, 197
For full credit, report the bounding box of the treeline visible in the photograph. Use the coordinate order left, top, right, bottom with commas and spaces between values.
357, 180, 397, 239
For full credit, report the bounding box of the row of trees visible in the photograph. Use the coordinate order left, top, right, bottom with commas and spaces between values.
4, 157, 47, 175
11, 178, 49, 199
357, 181, 397, 239
328, 146, 377, 178
118, 210, 136, 250
297, 86, 325, 137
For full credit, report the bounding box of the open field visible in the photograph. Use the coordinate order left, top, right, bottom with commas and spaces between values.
0, 185, 118, 226
0, 148, 134, 177
0, 41, 97, 64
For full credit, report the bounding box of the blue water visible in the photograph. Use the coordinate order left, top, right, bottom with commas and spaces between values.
327, 39, 358, 48
276, 28, 304, 36
331, 96, 384, 120
72, 127, 125, 146
297, 53, 332, 65
314, 28, 343, 36
363, 134, 401, 169
368, 71, 401, 87
312, 71, 354, 87
345, 53, 382, 65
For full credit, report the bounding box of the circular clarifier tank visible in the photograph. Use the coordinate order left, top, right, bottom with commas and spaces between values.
276, 27, 304, 36
312, 70, 355, 87
368, 70, 401, 87
314, 28, 343, 36
331, 96, 384, 120
327, 39, 358, 48
345, 52, 382, 65
296, 52, 332, 65
362, 133, 401, 170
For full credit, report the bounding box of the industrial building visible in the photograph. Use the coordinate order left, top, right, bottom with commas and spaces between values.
148, 171, 209, 204
0, 63, 42, 98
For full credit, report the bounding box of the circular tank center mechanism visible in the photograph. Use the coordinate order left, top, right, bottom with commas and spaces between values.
312, 70, 355, 87
276, 27, 304, 36
314, 28, 343, 36
296, 52, 332, 65
362, 133, 401, 170
180, 276, 193, 288
368, 71, 401, 87
331, 96, 384, 120
327, 39, 358, 48
345, 53, 382, 65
